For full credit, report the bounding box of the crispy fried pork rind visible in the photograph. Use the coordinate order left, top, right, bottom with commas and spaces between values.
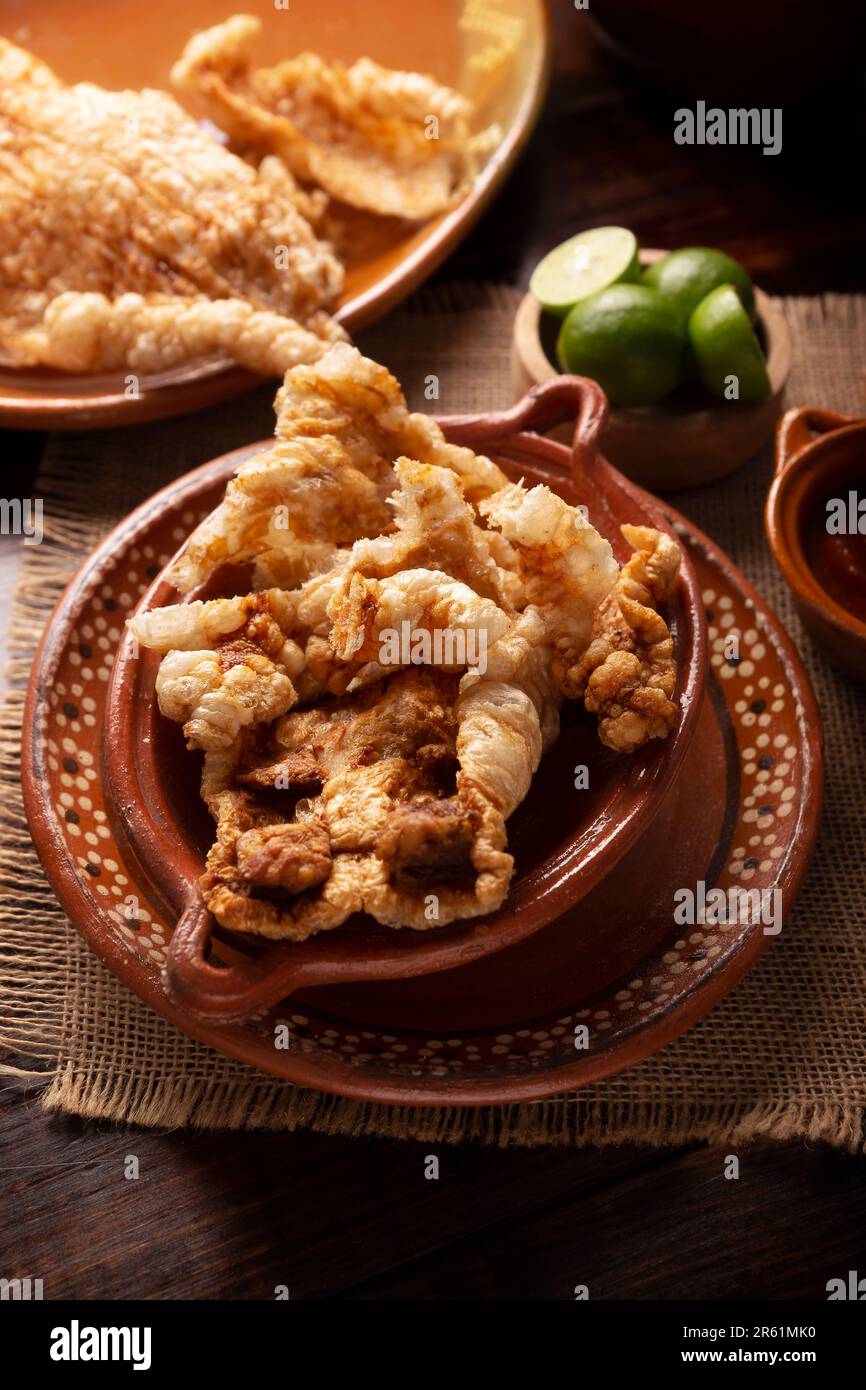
171, 14, 493, 221
168, 344, 509, 594
563, 524, 681, 752
345, 457, 518, 607
327, 569, 511, 665
0, 35, 342, 374
155, 647, 297, 752
132, 592, 305, 751
130, 349, 681, 939
9, 293, 346, 378
130, 591, 299, 656
197, 668, 548, 939
480, 480, 619, 673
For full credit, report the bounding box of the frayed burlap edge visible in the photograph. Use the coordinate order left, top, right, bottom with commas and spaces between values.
39, 1063, 866, 1152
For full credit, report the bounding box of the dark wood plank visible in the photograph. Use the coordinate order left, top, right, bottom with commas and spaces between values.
4, 1099, 864, 1300
335, 1142, 866, 1301
0, 1100, 688, 1299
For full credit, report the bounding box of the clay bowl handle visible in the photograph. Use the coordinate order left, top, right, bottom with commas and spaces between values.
165, 898, 319, 1020
439, 374, 609, 488
775, 407, 858, 476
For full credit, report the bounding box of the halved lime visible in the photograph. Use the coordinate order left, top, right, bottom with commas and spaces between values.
530, 226, 640, 318
556, 283, 685, 408
688, 285, 771, 403
643, 247, 756, 324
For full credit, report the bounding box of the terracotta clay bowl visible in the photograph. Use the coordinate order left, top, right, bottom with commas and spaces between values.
21, 451, 822, 1103
512, 250, 791, 491
0, 0, 550, 430
766, 406, 866, 681
101, 375, 706, 1022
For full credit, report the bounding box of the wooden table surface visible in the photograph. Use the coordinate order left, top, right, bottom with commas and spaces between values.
3, 7, 865, 1302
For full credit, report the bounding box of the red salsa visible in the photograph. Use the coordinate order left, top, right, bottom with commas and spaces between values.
804, 486, 866, 622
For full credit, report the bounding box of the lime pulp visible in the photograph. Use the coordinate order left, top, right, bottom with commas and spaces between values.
530, 226, 640, 318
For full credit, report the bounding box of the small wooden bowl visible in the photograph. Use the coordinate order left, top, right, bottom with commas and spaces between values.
512, 249, 791, 491
766, 406, 866, 681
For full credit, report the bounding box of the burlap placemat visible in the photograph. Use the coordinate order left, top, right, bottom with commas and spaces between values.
2, 283, 864, 1148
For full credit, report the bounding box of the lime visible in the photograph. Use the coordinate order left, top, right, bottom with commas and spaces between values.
688, 285, 771, 403
556, 283, 685, 408
530, 227, 640, 318
643, 247, 755, 324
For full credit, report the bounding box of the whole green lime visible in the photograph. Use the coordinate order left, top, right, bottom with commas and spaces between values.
556, 284, 685, 407
643, 247, 756, 325
688, 285, 771, 403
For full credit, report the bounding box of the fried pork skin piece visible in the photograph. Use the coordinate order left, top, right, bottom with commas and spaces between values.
327, 568, 511, 665
480, 480, 619, 674
273, 347, 510, 510
131, 592, 304, 752
153, 447, 517, 705
10, 293, 344, 377
341, 457, 520, 608
204, 453, 519, 696
129, 590, 299, 656
171, 14, 485, 220
128, 345, 682, 938
0, 36, 342, 373
168, 344, 509, 595
564, 524, 681, 753
156, 645, 296, 751
458, 610, 563, 753
198, 666, 544, 939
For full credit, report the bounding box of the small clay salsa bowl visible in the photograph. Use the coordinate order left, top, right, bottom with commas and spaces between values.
766, 406, 866, 681
512, 250, 791, 492
104, 375, 706, 1022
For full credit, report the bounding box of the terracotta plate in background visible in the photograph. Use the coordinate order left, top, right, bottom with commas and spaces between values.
0, 0, 549, 429
21, 436, 822, 1106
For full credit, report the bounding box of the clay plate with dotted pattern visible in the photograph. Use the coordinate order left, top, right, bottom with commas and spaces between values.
21, 399, 822, 1105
